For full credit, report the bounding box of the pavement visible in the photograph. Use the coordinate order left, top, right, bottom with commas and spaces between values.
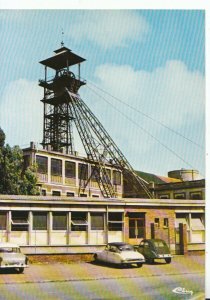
0, 254, 205, 284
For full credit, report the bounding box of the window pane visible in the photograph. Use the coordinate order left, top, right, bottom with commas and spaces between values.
191, 214, 204, 230
11, 211, 29, 231
0, 212, 7, 230
174, 193, 185, 199
102, 169, 111, 183
155, 218, 160, 227
129, 219, 135, 238
91, 213, 104, 230
41, 190, 47, 196
36, 155, 48, 174
78, 163, 88, 180
33, 212, 47, 230
53, 212, 67, 230
51, 159, 62, 176
108, 213, 123, 231
159, 194, 169, 199
109, 212, 123, 222
164, 218, 169, 227
113, 170, 121, 185
175, 213, 189, 229
190, 192, 202, 200
129, 218, 145, 238
108, 222, 122, 231
71, 212, 87, 231
91, 166, 99, 182
52, 191, 61, 196
65, 161, 76, 178
66, 192, 75, 197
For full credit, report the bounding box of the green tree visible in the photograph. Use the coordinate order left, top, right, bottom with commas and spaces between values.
0, 128, 39, 195
0, 127, 5, 147
20, 164, 40, 195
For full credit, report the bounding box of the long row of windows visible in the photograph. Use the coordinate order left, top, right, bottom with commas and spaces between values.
175, 213, 205, 230
158, 191, 203, 200
36, 155, 121, 185
0, 211, 123, 232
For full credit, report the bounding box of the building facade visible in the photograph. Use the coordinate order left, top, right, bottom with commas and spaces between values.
154, 179, 205, 200
23, 144, 123, 199
0, 194, 205, 255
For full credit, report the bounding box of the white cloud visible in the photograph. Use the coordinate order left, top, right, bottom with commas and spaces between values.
67, 10, 150, 49
93, 60, 204, 128
0, 79, 43, 147
82, 60, 205, 174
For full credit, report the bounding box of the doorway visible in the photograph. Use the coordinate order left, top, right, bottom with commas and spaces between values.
128, 213, 145, 242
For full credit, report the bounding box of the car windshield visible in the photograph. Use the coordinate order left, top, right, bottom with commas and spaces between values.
0, 247, 20, 253
118, 244, 134, 251
153, 240, 167, 249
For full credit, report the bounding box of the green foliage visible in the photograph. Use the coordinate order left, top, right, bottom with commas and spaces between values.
0, 142, 39, 195
20, 164, 40, 195
0, 127, 5, 147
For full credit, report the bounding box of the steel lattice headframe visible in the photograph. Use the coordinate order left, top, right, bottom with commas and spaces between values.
39, 46, 153, 199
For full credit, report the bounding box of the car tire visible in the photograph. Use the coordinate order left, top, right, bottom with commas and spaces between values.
93, 254, 98, 262
165, 258, 171, 264
137, 263, 142, 268
17, 267, 24, 274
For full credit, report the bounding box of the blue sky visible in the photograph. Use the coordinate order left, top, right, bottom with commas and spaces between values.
0, 9, 205, 177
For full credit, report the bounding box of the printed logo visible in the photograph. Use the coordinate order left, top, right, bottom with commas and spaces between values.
172, 287, 193, 296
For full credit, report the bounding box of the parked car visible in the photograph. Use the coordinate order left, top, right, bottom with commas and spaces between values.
0, 242, 29, 273
136, 239, 172, 264
94, 242, 145, 268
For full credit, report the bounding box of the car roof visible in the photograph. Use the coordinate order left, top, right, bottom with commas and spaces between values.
0, 242, 20, 248
108, 242, 130, 246
142, 239, 166, 242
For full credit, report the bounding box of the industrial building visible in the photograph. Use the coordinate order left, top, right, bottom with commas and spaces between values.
0, 45, 205, 255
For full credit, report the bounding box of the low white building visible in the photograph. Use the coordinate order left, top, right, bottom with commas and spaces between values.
0, 195, 205, 255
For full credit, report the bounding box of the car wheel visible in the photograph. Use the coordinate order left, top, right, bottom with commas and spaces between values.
17, 267, 24, 274
137, 263, 142, 268
165, 258, 171, 264
93, 254, 98, 262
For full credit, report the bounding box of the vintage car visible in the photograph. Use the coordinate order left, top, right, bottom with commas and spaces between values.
137, 239, 172, 264
94, 242, 145, 268
0, 242, 29, 273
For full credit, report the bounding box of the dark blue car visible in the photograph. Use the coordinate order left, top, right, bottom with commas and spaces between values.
137, 239, 172, 264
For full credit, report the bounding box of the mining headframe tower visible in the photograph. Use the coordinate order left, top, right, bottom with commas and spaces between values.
38, 45, 153, 199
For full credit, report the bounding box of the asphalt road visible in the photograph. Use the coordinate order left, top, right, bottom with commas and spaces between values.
0, 273, 205, 300
0, 254, 205, 299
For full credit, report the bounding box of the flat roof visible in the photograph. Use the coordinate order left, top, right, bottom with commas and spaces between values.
0, 195, 205, 208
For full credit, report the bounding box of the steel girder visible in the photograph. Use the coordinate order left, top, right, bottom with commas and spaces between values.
65, 89, 153, 199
